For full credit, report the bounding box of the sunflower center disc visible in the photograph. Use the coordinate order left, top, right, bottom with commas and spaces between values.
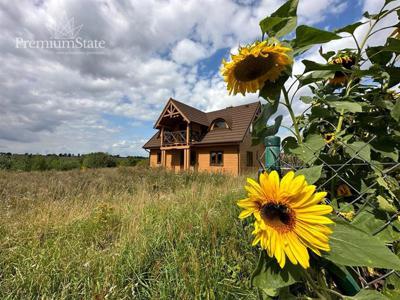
233, 55, 274, 82
261, 203, 295, 231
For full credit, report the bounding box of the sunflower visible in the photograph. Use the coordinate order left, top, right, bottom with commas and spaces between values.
221, 41, 292, 95
324, 132, 336, 144
237, 171, 333, 269
328, 54, 355, 86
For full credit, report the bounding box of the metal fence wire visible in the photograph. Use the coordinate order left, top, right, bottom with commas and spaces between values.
258, 135, 400, 290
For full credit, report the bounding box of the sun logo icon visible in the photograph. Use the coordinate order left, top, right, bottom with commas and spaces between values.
47, 14, 83, 40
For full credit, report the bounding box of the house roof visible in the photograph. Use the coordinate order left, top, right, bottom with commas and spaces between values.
169, 99, 209, 127
143, 99, 260, 149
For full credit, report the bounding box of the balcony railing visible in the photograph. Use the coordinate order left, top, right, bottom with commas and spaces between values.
164, 130, 186, 145
163, 130, 204, 146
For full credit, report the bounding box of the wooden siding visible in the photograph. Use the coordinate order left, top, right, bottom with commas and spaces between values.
149, 149, 160, 167
196, 145, 239, 175
239, 128, 264, 174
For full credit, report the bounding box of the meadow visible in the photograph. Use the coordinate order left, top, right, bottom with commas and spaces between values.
0, 167, 259, 299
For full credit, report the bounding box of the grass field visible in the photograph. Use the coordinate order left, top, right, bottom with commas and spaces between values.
0, 167, 259, 299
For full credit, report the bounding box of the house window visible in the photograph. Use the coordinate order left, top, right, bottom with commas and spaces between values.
156, 151, 161, 164
210, 151, 223, 166
246, 151, 253, 167
211, 118, 228, 129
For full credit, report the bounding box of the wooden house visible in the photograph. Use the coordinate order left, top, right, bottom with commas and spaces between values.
143, 98, 264, 175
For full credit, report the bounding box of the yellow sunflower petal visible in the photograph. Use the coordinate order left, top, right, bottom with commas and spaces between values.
283, 237, 298, 265
243, 170, 333, 269
239, 209, 255, 219
275, 234, 286, 268
297, 214, 334, 224
252, 235, 261, 246
237, 198, 260, 209
268, 170, 280, 199
294, 191, 327, 208
295, 224, 331, 251
280, 171, 295, 192
259, 171, 277, 200
295, 204, 333, 215
287, 233, 310, 269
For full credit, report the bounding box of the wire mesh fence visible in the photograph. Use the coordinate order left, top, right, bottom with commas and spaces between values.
257, 135, 400, 291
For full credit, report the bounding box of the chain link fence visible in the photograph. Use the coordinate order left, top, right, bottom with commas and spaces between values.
257, 135, 400, 290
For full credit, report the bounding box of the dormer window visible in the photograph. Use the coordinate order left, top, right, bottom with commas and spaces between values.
211, 118, 228, 130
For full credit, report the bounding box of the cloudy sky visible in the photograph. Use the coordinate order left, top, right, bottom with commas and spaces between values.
0, 0, 397, 156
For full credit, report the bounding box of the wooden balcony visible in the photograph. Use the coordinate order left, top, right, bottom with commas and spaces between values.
162, 130, 204, 147
164, 130, 187, 145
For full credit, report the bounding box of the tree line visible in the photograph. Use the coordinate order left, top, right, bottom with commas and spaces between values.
0, 152, 147, 171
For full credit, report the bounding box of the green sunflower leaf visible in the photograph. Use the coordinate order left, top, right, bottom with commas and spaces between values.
251, 251, 301, 297
383, 272, 400, 299
299, 96, 314, 104
259, 75, 289, 101
295, 165, 323, 184
319, 47, 336, 61
328, 101, 364, 113
251, 100, 282, 146
302, 60, 344, 73
343, 141, 371, 162
344, 289, 390, 300
323, 220, 400, 270
334, 22, 365, 34
291, 134, 325, 163
351, 211, 400, 243
386, 38, 400, 53
298, 70, 335, 86
376, 195, 397, 213
384, 66, 400, 88
292, 26, 341, 55
366, 46, 393, 65
391, 99, 400, 122
259, 0, 298, 38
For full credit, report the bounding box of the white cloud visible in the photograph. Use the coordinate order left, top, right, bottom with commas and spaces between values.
298, 0, 348, 25
0, 0, 397, 156
171, 39, 208, 65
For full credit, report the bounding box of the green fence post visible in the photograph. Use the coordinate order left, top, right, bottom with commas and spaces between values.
264, 136, 281, 173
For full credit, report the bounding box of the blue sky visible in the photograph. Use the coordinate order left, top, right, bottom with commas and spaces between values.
0, 0, 395, 156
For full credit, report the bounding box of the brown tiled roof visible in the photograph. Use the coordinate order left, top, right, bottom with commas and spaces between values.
143, 100, 260, 149
143, 131, 160, 149
169, 99, 209, 127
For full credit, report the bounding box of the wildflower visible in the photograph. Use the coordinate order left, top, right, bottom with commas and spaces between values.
324, 132, 336, 144
237, 171, 333, 269
328, 54, 355, 86
337, 184, 352, 197
221, 41, 292, 95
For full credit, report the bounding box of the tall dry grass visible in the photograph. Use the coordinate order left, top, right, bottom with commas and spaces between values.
0, 167, 258, 299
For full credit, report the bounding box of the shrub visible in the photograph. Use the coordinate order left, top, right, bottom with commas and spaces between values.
82, 152, 117, 169
31, 156, 48, 171
0, 155, 11, 170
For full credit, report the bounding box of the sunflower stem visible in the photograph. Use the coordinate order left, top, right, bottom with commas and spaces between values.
282, 86, 302, 144
302, 270, 329, 300
335, 109, 345, 134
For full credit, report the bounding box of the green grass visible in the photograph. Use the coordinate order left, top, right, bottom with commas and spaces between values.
0, 167, 259, 299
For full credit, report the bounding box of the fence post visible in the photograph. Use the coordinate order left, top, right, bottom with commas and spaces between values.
264, 136, 281, 173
